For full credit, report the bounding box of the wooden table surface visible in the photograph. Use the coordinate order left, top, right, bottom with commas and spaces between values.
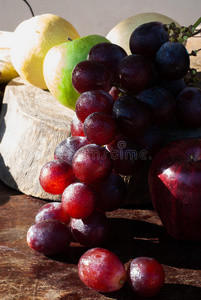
0, 179, 201, 300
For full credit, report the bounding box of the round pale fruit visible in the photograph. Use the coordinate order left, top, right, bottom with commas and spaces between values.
106, 12, 180, 54
10, 14, 80, 89
43, 35, 110, 110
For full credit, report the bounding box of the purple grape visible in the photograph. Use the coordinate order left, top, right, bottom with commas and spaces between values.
72, 144, 113, 184
27, 219, 72, 255
54, 136, 90, 165
127, 257, 165, 297
92, 171, 127, 212
72, 60, 113, 94
129, 21, 169, 60
155, 41, 190, 80
115, 54, 153, 94
83, 112, 117, 145
35, 202, 70, 225
176, 86, 201, 128
112, 95, 150, 138
71, 211, 110, 247
137, 86, 176, 125
76, 89, 114, 123
107, 134, 142, 176
87, 42, 127, 77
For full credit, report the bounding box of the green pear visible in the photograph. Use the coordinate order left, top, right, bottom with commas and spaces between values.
43, 35, 110, 110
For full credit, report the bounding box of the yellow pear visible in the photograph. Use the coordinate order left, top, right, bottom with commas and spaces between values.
106, 12, 180, 54
10, 14, 80, 89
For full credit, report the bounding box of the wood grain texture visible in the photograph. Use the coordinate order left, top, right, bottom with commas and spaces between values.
0, 77, 75, 200
0, 180, 201, 299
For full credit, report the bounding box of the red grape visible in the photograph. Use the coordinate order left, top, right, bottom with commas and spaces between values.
61, 182, 96, 219
71, 211, 110, 247
76, 89, 114, 123
35, 202, 70, 225
70, 114, 85, 137
72, 144, 113, 184
115, 54, 153, 94
127, 256, 165, 297
54, 136, 90, 165
92, 171, 127, 212
129, 22, 169, 60
78, 247, 126, 292
27, 219, 72, 255
39, 159, 76, 195
83, 112, 117, 145
112, 95, 150, 138
72, 60, 113, 94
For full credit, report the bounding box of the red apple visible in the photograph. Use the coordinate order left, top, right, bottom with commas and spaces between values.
148, 138, 201, 241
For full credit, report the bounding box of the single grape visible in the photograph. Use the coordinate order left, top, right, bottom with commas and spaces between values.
155, 41, 190, 80
92, 171, 127, 212
112, 95, 150, 138
107, 134, 142, 176
39, 159, 76, 195
134, 125, 164, 158
176, 86, 201, 128
127, 257, 165, 297
71, 211, 110, 247
35, 202, 70, 225
61, 182, 96, 219
87, 42, 127, 77
129, 21, 169, 60
76, 89, 114, 123
115, 54, 153, 94
83, 112, 117, 145
137, 86, 176, 125
78, 247, 126, 293
72, 60, 113, 94
156, 77, 186, 97
27, 219, 72, 256
54, 136, 90, 165
72, 144, 113, 184
70, 114, 85, 137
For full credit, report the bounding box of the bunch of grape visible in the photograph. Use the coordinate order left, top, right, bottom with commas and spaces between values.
27, 20, 201, 296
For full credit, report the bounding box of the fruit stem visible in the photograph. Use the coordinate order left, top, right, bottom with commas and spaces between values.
22, 0, 34, 17
188, 48, 201, 56
192, 17, 201, 30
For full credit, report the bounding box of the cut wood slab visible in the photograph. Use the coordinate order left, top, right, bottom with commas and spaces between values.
0, 77, 75, 200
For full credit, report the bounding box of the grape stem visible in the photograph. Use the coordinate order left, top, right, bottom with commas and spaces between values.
189, 48, 201, 56
193, 17, 201, 30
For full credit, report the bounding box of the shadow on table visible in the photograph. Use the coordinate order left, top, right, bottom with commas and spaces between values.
101, 282, 201, 300
53, 216, 201, 271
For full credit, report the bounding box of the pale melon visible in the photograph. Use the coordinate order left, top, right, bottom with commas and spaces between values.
106, 12, 180, 54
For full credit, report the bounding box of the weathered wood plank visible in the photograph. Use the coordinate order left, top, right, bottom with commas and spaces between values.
0, 77, 75, 200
